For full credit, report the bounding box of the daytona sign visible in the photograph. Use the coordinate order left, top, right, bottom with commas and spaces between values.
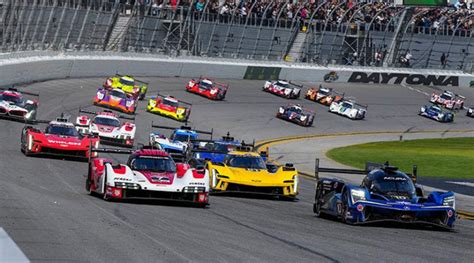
348, 72, 458, 86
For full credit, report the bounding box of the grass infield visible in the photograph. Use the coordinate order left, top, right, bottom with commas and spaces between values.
326, 137, 474, 179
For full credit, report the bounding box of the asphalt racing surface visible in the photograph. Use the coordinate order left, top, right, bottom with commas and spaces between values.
1, 77, 473, 262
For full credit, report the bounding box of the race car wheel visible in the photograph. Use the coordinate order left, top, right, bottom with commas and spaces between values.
341, 190, 350, 224
85, 165, 93, 194
314, 202, 322, 217
102, 171, 111, 201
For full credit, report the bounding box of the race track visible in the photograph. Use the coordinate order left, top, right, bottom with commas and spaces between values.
1, 77, 473, 262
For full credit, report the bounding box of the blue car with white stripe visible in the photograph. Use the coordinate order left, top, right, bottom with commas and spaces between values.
419, 104, 454, 122
313, 159, 456, 229
149, 123, 213, 161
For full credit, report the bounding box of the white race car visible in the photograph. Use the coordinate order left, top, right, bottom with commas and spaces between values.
263, 80, 302, 99
0, 87, 39, 122
75, 109, 136, 148
430, 90, 464, 110
329, 99, 367, 120
86, 147, 209, 206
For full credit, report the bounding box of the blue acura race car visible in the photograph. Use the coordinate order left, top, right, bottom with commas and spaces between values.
313, 159, 456, 229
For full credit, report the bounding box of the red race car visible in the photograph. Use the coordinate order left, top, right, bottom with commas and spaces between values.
186, 76, 228, 100
21, 114, 100, 160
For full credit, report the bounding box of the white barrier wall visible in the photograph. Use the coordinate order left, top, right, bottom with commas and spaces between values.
0, 52, 472, 88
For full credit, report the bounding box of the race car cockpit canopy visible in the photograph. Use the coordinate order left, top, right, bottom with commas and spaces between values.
363, 168, 416, 200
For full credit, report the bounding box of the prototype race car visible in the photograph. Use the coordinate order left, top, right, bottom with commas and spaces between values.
149, 123, 213, 161
75, 109, 136, 147
313, 159, 456, 229
186, 76, 228, 100
262, 80, 302, 99
103, 73, 148, 100
147, 94, 191, 122
305, 85, 344, 106
86, 147, 209, 206
419, 104, 454, 123
329, 99, 367, 120
21, 115, 99, 159
467, 107, 474, 117
190, 133, 244, 164
206, 148, 298, 199
430, 90, 464, 110
0, 87, 39, 122
276, 104, 315, 127
323, 71, 339, 82
93, 88, 137, 114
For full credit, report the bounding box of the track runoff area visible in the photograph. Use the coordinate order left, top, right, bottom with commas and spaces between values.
0, 77, 473, 262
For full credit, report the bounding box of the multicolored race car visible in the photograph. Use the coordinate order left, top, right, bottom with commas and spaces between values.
190, 133, 243, 164
305, 85, 344, 106
93, 88, 137, 114
419, 104, 454, 123
262, 80, 302, 99
75, 109, 136, 148
147, 94, 191, 122
149, 123, 213, 162
206, 147, 298, 200
21, 115, 100, 159
329, 99, 367, 120
103, 73, 148, 100
430, 90, 464, 110
313, 159, 456, 229
86, 147, 209, 206
0, 87, 39, 122
276, 104, 315, 127
186, 76, 229, 100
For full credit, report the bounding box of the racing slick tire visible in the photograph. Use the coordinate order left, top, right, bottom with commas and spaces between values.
102, 171, 111, 201
21, 128, 32, 156
340, 190, 351, 224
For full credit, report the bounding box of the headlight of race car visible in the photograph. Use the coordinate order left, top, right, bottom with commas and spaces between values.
210, 89, 218, 94
126, 100, 134, 107
468, 108, 473, 113
284, 89, 291, 95
176, 108, 185, 114
438, 113, 444, 118
421, 107, 425, 112
350, 189, 366, 203
279, 107, 285, 114
300, 115, 307, 121
443, 196, 455, 209
149, 100, 156, 107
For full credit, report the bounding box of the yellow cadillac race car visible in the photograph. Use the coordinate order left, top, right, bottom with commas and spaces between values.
206, 150, 298, 199
147, 94, 191, 122
103, 73, 148, 100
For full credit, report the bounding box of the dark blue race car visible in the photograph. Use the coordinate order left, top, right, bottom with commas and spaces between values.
276, 104, 315, 127
313, 159, 456, 229
419, 104, 454, 122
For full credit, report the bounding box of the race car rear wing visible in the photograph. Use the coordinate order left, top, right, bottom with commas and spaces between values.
114, 72, 149, 85
0, 86, 40, 97
314, 158, 417, 183
155, 93, 192, 106
78, 109, 135, 121
198, 76, 229, 90
151, 122, 213, 138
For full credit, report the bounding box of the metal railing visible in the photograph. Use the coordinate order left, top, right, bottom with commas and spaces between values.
0, 1, 472, 71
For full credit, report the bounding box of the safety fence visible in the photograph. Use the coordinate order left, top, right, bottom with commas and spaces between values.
0, 0, 472, 72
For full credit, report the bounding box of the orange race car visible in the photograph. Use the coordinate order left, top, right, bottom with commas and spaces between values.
305, 85, 344, 106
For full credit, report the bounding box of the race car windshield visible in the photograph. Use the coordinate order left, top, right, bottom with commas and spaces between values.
93, 117, 120, 127
199, 81, 213, 90
1, 94, 24, 105
163, 99, 179, 108
276, 82, 289, 88
109, 90, 127, 99
173, 134, 191, 142
371, 177, 415, 198
318, 89, 330, 95
227, 156, 266, 169
342, 102, 353, 108
119, 78, 135, 86
289, 107, 302, 113
440, 94, 452, 100
130, 156, 176, 173
430, 106, 441, 113
46, 125, 80, 137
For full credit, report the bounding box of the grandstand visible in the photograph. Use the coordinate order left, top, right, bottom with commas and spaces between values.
0, 0, 472, 72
